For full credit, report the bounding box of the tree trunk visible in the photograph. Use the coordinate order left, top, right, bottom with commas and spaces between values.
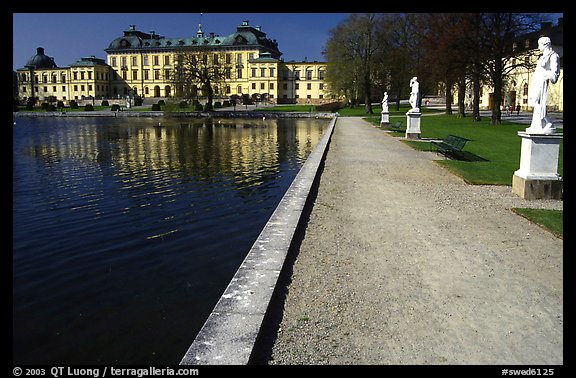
445, 78, 453, 115
472, 72, 482, 122
491, 78, 502, 125
457, 78, 467, 118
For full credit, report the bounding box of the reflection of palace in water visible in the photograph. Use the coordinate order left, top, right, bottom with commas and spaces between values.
26, 119, 327, 196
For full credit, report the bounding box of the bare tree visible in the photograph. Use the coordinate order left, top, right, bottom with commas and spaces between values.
478, 13, 541, 124
324, 13, 387, 114
171, 51, 231, 107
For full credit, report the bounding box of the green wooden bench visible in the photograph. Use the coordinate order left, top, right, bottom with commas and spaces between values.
431, 135, 470, 157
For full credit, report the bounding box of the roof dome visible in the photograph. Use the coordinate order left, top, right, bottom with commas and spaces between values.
107, 35, 143, 50
25, 47, 57, 69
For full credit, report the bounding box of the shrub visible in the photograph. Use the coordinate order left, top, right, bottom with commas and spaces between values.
204, 103, 213, 111
179, 101, 188, 108
222, 100, 230, 107
101, 100, 109, 106
47, 104, 57, 112
133, 97, 143, 106
25, 103, 34, 110
70, 100, 78, 109
151, 103, 161, 111
84, 104, 94, 111
194, 103, 204, 111
214, 101, 222, 108
111, 104, 120, 111
157, 99, 166, 106
57, 100, 65, 108
315, 102, 344, 112
41, 102, 49, 110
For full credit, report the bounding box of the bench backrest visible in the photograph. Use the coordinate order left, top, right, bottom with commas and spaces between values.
444, 135, 468, 150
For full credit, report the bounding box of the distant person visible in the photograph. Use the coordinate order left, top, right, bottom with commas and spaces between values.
516, 103, 521, 115
527, 36, 560, 134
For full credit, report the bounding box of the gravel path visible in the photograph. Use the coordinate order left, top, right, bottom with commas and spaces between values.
267, 117, 563, 365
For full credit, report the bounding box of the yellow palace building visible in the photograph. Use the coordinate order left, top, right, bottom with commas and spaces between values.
16, 20, 332, 106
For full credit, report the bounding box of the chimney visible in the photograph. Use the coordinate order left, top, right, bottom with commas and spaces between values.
36, 47, 45, 55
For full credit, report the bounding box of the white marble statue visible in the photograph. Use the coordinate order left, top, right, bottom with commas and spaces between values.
409, 77, 419, 112
381, 92, 389, 113
526, 36, 560, 134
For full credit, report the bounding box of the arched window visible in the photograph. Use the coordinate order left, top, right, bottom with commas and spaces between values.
523, 83, 529, 96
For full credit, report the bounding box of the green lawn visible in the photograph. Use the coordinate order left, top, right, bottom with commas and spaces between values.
512, 208, 563, 239
364, 112, 563, 186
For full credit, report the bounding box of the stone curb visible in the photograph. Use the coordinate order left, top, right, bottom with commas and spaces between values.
179, 115, 337, 365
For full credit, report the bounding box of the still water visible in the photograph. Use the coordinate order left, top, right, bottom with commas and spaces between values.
13, 116, 328, 364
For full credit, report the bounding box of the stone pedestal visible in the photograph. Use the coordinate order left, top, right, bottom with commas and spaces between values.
380, 111, 389, 126
405, 111, 421, 139
512, 132, 562, 200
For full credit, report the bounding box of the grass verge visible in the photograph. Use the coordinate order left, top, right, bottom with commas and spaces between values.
511, 208, 563, 239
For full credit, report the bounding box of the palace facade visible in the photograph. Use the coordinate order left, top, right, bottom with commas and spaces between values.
16, 20, 332, 105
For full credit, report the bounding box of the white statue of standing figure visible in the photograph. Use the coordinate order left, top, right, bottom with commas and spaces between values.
381, 92, 389, 112
526, 36, 560, 134
409, 76, 419, 112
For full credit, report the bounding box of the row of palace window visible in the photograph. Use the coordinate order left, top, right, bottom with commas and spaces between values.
115, 67, 325, 82
21, 84, 109, 93
109, 52, 269, 68
20, 71, 110, 83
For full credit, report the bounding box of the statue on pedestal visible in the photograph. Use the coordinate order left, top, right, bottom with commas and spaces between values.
408, 77, 419, 113
526, 36, 560, 135
381, 92, 389, 113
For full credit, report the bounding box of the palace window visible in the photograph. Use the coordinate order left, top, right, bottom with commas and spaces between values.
269, 68, 275, 77
261, 68, 266, 77
111, 57, 117, 67
164, 70, 170, 80
154, 70, 160, 80
164, 56, 170, 65
237, 69, 242, 79
80, 72, 85, 80
132, 56, 138, 66
153, 56, 159, 66
252, 68, 257, 77
252, 83, 256, 90
226, 54, 232, 64
307, 83, 312, 90
132, 71, 138, 80
319, 70, 325, 80
143, 56, 149, 66
306, 70, 312, 80
260, 83, 265, 90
